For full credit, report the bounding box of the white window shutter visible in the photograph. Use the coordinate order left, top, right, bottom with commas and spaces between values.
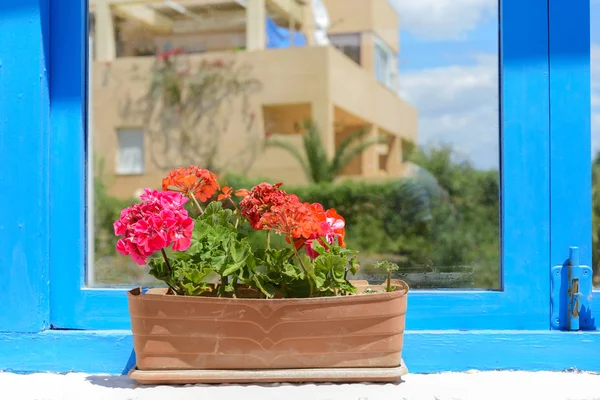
116, 128, 145, 174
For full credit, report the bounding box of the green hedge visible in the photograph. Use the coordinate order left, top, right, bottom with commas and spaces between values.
592, 153, 600, 284
95, 168, 501, 288
221, 171, 500, 287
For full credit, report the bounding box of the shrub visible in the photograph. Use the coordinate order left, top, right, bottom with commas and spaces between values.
95, 162, 501, 288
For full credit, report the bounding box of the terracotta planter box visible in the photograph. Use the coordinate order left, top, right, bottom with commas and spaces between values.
127, 280, 409, 384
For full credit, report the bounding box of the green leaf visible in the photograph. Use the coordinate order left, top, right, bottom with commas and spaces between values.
212, 254, 227, 270
202, 201, 224, 216
331, 135, 385, 178
373, 260, 400, 272
192, 221, 213, 242
264, 118, 331, 183
282, 262, 302, 279
302, 119, 331, 183
180, 282, 210, 296
282, 276, 311, 298
315, 254, 346, 283
222, 261, 245, 277
181, 268, 210, 285
302, 255, 324, 290
349, 257, 360, 275
224, 284, 235, 293
310, 238, 328, 256
200, 201, 235, 228
230, 240, 251, 264
187, 241, 202, 255
252, 275, 276, 298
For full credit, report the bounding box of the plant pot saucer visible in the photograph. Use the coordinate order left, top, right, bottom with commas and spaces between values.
128, 360, 408, 385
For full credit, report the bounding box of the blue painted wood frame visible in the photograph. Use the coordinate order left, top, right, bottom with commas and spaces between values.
0, 0, 51, 333
47, 0, 553, 331
2, 330, 600, 374
548, 0, 598, 329
1, 0, 599, 377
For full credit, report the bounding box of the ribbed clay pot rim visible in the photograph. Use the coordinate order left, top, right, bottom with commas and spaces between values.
127, 280, 409, 305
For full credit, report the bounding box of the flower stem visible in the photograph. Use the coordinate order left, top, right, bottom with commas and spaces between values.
219, 275, 228, 297
161, 249, 172, 272
230, 200, 240, 229
191, 196, 204, 214
387, 269, 392, 293
229, 198, 240, 213
286, 241, 304, 264
266, 231, 271, 250
289, 236, 314, 297
161, 248, 179, 295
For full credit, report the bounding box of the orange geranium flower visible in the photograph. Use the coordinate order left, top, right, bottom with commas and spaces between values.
218, 186, 233, 201
162, 166, 220, 202
321, 207, 346, 248
235, 188, 250, 198
289, 203, 346, 259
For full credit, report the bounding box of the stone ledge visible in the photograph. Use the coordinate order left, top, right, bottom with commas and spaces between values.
1, 370, 599, 400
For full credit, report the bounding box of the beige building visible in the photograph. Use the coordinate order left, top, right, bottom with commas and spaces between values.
89, 0, 418, 199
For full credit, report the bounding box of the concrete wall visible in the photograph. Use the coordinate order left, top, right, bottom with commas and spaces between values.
328, 48, 417, 141
322, 0, 399, 54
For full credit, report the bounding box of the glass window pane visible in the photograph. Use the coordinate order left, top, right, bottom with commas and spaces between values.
329, 33, 361, 64
116, 128, 145, 175
592, 0, 599, 286
87, 0, 500, 290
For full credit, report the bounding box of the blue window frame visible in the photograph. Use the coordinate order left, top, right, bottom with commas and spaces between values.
48, 0, 552, 331
1, 0, 598, 375
548, 0, 596, 317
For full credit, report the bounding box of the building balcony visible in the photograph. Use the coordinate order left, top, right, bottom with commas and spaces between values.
91, 44, 417, 198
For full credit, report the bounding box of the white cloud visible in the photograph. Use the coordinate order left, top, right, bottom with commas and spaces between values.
398, 45, 600, 168
399, 53, 499, 169
388, 0, 496, 40
592, 45, 600, 93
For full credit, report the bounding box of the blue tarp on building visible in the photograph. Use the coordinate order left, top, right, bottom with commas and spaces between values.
266, 17, 307, 48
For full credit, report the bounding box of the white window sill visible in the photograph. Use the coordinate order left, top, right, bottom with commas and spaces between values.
2, 370, 598, 400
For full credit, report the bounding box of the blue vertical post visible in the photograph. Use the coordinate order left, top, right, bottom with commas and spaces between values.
548, 0, 593, 329
0, 0, 51, 332
500, 0, 551, 329
568, 247, 582, 331
48, 0, 88, 329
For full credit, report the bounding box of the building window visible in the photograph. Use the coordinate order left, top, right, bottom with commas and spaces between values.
116, 128, 144, 174
329, 33, 361, 65
373, 35, 397, 92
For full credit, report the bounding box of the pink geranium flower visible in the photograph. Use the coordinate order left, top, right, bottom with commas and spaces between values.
303, 204, 346, 259
114, 189, 194, 265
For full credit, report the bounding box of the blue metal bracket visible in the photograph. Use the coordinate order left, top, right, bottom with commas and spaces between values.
551, 247, 594, 330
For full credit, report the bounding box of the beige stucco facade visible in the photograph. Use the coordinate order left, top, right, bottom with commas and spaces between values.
89, 0, 418, 199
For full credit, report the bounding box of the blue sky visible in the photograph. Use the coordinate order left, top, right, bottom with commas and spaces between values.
390, 0, 599, 170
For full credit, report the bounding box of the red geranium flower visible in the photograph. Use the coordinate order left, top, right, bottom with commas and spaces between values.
239, 182, 287, 230
157, 47, 184, 61
261, 194, 320, 240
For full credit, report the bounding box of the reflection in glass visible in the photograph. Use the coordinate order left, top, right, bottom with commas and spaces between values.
592, 0, 599, 286
88, 0, 500, 289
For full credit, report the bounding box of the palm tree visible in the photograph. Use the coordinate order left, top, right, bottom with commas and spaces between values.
264, 119, 384, 183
